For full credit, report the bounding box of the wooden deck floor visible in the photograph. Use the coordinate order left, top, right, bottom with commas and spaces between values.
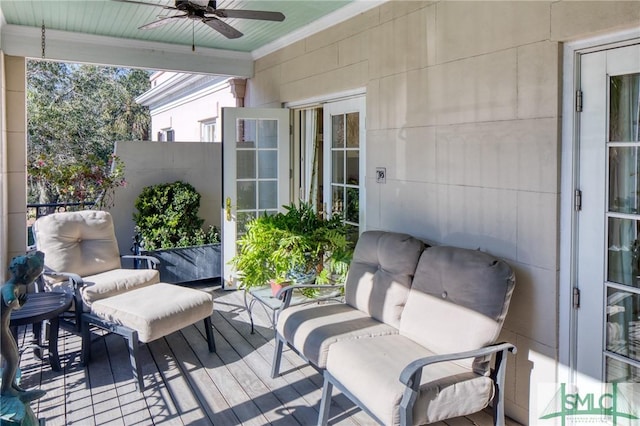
16, 281, 522, 426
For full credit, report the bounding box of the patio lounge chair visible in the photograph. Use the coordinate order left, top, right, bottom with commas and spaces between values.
33, 210, 216, 390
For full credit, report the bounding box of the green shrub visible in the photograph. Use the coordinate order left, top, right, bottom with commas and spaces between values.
231, 202, 353, 295
133, 181, 219, 250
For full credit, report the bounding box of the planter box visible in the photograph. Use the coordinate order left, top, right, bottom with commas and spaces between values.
145, 243, 221, 284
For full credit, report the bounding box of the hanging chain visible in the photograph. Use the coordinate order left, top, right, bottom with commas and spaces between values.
41, 21, 46, 59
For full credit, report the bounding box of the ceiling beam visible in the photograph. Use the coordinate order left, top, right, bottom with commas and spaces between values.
1, 24, 253, 77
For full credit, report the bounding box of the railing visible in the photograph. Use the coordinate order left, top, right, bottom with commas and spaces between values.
27, 202, 96, 246
27, 201, 96, 221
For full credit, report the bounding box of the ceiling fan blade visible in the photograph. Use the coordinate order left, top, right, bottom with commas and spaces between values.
112, 0, 175, 10
139, 14, 187, 30
213, 9, 285, 22
202, 17, 243, 39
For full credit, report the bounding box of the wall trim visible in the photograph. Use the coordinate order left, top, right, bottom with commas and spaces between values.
1, 24, 253, 77
284, 87, 366, 109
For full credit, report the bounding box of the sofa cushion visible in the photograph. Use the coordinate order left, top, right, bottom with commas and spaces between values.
399, 246, 515, 370
325, 334, 494, 425
90, 283, 213, 343
34, 210, 122, 280
345, 231, 424, 328
276, 302, 398, 367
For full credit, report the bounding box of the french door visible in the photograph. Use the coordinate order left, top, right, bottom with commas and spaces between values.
323, 97, 366, 234
221, 107, 290, 289
575, 43, 640, 385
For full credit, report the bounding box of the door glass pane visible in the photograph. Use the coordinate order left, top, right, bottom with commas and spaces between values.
610, 73, 640, 142
258, 181, 277, 210
606, 357, 640, 383
606, 287, 640, 363
332, 115, 344, 148
258, 150, 277, 179
346, 150, 359, 185
346, 187, 359, 223
258, 119, 278, 148
609, 147, 640, 214
236, 211, 256, 237
331, 186, 344, 216
238, 119, 256, 148
346, 112, 359, 148
237, 150, 256, 179
237, 181, 256, 210
332, 151, 344, 184
607, 217, 640, 287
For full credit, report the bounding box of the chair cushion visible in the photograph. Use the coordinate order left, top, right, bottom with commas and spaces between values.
90, 283, 213, 343
81, 268, 160, 308
344, 231, 424, 328
34, 210, 122, 279
399, 246, 515, 370
276, 302, 398, 368
325, 334, 494, 426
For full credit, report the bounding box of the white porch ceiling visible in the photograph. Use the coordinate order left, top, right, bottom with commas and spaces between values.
0, 0, 382, 76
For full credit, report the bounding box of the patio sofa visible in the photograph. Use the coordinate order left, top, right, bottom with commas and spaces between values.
271, 230, 516, 425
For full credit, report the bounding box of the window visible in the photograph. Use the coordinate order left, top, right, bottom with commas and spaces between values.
201, 119, 217, 143
158, 129, 175, 142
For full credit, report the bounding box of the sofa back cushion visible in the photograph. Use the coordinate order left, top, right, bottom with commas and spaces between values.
345, 231, 425, 328
34, 210, 122, 279
399, 246, 515, 370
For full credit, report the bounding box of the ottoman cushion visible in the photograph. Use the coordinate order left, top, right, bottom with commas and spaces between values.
90, 283, 214, 343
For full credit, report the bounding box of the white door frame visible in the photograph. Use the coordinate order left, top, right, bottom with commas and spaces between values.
560, 27, 640, 386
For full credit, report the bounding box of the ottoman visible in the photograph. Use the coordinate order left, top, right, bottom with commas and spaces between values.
81, 282, 215, 390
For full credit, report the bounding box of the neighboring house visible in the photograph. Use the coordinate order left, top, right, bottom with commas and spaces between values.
1, 2, 640, 425
136, 71, 246, 142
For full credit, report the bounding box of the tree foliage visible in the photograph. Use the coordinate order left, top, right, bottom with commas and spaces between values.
27, 60, 151, 205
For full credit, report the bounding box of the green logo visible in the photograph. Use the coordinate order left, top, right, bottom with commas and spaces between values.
539, 383, 638, 425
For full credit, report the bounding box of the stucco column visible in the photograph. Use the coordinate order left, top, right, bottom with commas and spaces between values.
2, 55, 27, 279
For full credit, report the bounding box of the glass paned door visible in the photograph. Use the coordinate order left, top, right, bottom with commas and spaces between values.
323, 97, 365, 236
222, 108, 290, 290
575, 43, 640, 386
605, 72, 640, 383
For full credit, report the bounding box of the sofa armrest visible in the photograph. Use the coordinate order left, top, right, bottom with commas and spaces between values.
399, 342, 516, 388
395, 342, 515, 426
275, 284, 344, 309
121, 254, 160, 269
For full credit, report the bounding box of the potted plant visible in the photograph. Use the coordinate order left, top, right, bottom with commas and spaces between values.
231, 202, 353, 297
133, 180, 221, 283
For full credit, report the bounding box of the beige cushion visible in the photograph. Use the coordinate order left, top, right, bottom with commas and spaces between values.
276, 303, 397, 368
90, 283, 213, 343
400, 246, 515, 371
81, 268, 160, 308
34, 210, 160, 309
326, 334, 494, 426
34, 210, 122, 278
345, 231, 424, 328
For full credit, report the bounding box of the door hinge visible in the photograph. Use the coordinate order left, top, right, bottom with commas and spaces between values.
574, 189, 582, 211
573, 287, 581, 309
576, 90, 583, 112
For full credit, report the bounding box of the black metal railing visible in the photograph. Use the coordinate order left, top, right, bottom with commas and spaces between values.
27, 202, 96, 246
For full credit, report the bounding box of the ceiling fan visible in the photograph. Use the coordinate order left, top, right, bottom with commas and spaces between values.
114, 0, 285, 40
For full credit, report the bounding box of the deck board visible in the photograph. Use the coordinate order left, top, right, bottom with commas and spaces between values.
14, 281, 522, 425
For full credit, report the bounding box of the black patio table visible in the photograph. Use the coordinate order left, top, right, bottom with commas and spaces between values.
9, 292, 73, 372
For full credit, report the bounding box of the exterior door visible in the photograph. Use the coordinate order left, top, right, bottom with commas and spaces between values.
221, 107, 290, 289
576, 43, 640, 385
323, 97, 366, 234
